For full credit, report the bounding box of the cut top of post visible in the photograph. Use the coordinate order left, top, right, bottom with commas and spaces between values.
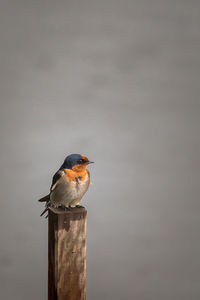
49, 206, 87, 215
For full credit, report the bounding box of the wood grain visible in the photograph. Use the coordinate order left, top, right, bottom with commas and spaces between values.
48, 207, 87, 300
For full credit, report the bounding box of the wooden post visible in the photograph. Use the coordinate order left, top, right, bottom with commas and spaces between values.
48, 207, 87, 300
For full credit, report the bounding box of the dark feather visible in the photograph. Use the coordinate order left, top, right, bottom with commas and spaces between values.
38, 194, 50, 202
39, 170, 64, 217
40, 206, 49, 217
50, 170, 64, 190
40, 201, 51, 217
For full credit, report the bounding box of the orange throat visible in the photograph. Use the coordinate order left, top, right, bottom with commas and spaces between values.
64, 165, 88, 182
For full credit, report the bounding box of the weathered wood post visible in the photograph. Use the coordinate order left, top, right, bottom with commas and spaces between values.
48, 207, 87, 300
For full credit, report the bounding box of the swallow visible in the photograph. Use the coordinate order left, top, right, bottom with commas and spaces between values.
38, 154, 94, 217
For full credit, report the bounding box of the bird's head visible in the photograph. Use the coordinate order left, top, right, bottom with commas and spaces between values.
60, 154, 94, 171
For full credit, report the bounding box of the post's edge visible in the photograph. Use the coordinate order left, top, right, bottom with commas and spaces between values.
49, 206, 87, 215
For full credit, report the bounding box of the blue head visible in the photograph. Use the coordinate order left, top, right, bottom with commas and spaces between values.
60, 154, 94, 170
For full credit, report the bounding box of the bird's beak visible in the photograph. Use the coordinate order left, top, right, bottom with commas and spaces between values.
88, 161, 94, 164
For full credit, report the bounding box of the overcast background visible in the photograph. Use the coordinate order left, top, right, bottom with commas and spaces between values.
0, 0, 200, 299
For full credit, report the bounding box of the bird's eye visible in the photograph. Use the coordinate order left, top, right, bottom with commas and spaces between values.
78, 159, 83, 164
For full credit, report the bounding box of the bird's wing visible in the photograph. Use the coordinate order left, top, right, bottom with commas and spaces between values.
38, 170, 64, 202
50, 170, 65, 191
39, 170, 65, 217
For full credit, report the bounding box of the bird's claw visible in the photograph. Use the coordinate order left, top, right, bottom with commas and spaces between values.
60, 205, 70, 211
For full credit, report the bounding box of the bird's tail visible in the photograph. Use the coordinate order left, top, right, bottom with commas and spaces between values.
38, 194, 50, 217
40, 203, 50, 217
38, 194, 50, 202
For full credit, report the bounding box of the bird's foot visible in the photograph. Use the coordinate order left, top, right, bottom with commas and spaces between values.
60, 205, 70, 211
76, 205, 84, 208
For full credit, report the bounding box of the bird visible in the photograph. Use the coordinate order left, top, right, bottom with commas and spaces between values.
38, 154, 94, 217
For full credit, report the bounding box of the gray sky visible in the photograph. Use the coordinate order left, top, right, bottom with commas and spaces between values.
0, 0, 200, 299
